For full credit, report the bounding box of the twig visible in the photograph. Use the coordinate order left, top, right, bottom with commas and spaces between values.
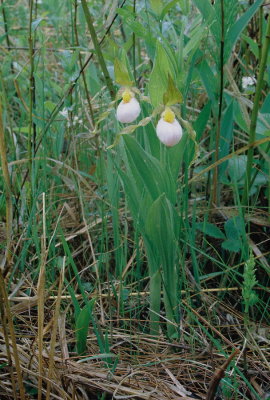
206, 349, 239, 400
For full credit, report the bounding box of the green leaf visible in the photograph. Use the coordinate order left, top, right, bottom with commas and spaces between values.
161, 0, 179, 19
163, 74, 183, 106
178, 0, 190, 15
197, 59, 217, 103
145, 193, 178, 337
145, 193, 177, 268
224, 217, 242, 241
219, 101, 234, 177
31, 18, 44, 31
242, 33, 259, 59
225, 0, 264, 62
149, 41, 176, 107
193, 100, 211, 141
193, 0, 219, 42
228, 155, 247, 182
114, 57, 133, 86
149, 0, 163, 16
122, 135, 176, 204
196, 222, 226, 239
222, 239, 241, 253
75, 299, 95, 355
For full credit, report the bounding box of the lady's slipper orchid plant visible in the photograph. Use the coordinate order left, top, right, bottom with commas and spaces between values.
156, 107, 183, 147
116, 88, 141, 123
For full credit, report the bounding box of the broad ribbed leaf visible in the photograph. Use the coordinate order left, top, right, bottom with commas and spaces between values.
122, 135, 176, 204
75, 299, 95, 355
149, 41, 176, 107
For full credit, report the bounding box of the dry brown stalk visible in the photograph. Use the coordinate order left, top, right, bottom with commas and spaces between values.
206, 349, 240, 400
0, 271, 26, 399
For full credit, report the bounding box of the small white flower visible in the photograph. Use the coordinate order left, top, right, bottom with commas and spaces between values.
116, 89, 141, 123
156, 108, 183, 147
242, 76, 256, 89
60, 108, 69, 119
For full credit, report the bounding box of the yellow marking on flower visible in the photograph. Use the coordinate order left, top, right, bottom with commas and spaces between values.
163, 108, 175, 123
122, 89, 132, 103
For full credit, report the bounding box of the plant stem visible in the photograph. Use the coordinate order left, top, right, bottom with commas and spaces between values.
15, 1, 127, 209
0, 271, 26, 399
242, 13, 270, 206
74, 0, 95, 126
133, 0, 136, 82
81, 0, 115, 99
212, 0, 225, 206
0, 100, 12, 275
28, 0, 36, 188
258, 5, 263, 64
1, 0, 14, 75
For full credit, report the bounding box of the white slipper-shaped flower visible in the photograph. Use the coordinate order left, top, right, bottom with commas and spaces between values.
116, 89, 141, 123
156, 107, 183, 147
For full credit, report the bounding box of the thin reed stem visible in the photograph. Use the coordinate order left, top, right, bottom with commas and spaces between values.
81, 0, 115, 99
242, 13, 270, 206
0, 280, 17, 397
212, 0, 225, 206
258, 5, 263, 64
28, 0, 36, 186
15, 1, 128, 208
74, 0, 95, 126
0, 100, 12, 274
1, 0, 14, 75
0, 271, 26, 399
133, 0, 136, 82
45, 258, 65, 400
37, 193, 46, 400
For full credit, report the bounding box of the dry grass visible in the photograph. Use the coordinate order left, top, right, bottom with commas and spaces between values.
0, 275, 269, 399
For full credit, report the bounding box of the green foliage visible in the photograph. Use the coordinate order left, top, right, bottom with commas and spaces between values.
149, 0, 163, 16
196, 222, 225, 240
114, 57, 133, 87
224, 0, 264, 62
1, 1, 269, 396
222, 217, 243, 253
149, 41, 177, 107
194, 0, 264, 63
163, 74, 183, 106
119, 136, 180, 336
75, 299, 95, 355
196, 217, 244, 253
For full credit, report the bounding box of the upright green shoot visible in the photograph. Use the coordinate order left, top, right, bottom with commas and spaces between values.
242, 13, 270, 206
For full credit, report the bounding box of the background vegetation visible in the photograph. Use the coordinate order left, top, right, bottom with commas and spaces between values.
0, 0, 269, 399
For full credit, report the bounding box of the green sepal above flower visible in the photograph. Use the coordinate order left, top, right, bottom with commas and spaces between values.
163, 74, 183, 106
114, 58, 134, 87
